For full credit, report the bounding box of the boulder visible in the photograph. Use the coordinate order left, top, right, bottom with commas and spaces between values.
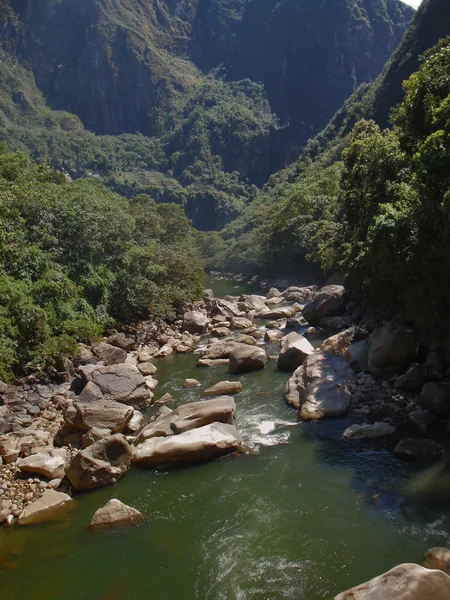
368, 319, 418, 374
89, 499, 144, 529
154, 393, 174, 406
137, 362, 157, 376
18, 490, 75, 526
260, 306, 296, 320
285, 316, 305, 329
302, 285, 346, 325
91, 342, 127, 366
281, 286, 316, 302
0, 428, 55, 463
238, 294, 267, 313
209, 299, 243, 319
322, 326, 363, 356
84, 364, 153, 409
203, 288, 214, 300
265, 297, 285, 307
135, 397, 236, 443
211, 327, 231, 337
64, 401, 133, 433
183, 379, 201, 389
200, 341, 239, 360
133, 422, 241, 467
230, 316, 253, 330
420, 382, 450, 417
125, 410, 145, 434
229, 345, 267, 374
277, 333, 314, 371
266, 288, 281, 299
409, 409, 438, 429
394, 438, 443, 462
286, 351, 355, 419
82, 427, 111, 448
202, 381, 243, 397
65, 434, 132, 491
343, 422, 396, 440
105, 332, 136, 351
394, 363, 423, 392
17, 447, 68, 480
144, 376, 159, 392
424, 547, 450, 575
78, 381, 104, 403
265, 330, 284, 343
344, 341, 369, 372
232, 334, 257, 346
197, 358, 230, 368
333, 563, 450, 600
182, 311, 209, 334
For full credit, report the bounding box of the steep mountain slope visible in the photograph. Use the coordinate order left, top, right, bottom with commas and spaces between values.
307, 0, 450, 158
207, 0, 414, 155
210, 0, 450, 276
0, 0, 413, 230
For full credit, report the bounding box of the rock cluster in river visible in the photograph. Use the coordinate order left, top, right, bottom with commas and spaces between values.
1, 279, 450, 528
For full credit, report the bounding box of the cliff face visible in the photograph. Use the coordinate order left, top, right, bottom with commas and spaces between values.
3, 0, 413, 147
191, 0, 413, 154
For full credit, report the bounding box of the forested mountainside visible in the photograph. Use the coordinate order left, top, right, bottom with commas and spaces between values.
210, 0, 450, 276
207, 0, 450, 342
0, 0, 412, 230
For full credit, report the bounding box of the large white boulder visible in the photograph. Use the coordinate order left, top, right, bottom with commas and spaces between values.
333, 563, 450, 600
18, 490, 75, 526
135, 397, 236, 443
89, 499, 144, 529
229, 345, 267, 374
17, 447, 68, 480
286, 351, 355, 419
133, 422, 241, 466
277, 332, 314, 371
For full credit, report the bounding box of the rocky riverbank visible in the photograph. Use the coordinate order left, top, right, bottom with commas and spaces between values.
1, 281, 450, 531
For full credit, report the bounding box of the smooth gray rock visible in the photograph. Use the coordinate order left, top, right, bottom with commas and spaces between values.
302, 285, 346, 325
394, 438, 443, 462
65, 434, 132, 491
84, 364, 153, 409
277, 332, 314, 371
133, 422, 241, 467
286, 351, 356, 419
135, 397, 236, 444
89, 498, 144, 529
368, 318, 418, 374
229, 345, 267, 374
64, 401, 133, 433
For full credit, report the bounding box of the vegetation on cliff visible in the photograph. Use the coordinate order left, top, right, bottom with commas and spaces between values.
0, 149, 203, 380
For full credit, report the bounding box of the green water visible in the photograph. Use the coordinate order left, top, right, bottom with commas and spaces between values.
1, 277, 450, 599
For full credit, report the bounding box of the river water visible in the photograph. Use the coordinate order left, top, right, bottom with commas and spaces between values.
1, 277, 450, 599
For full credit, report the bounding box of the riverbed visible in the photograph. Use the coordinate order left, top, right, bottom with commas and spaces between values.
1, 277, 449, 599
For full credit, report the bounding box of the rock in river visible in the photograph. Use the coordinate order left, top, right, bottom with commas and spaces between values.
135, 397, 236, 444
277, 332, 314, 371
65, 434, 132, 491
89, 499, 144, 530
333, 563, 450, 600
133, 422, 242, 467
343, 422, 396, 440
18, 490, 75, 526
182, 311, 209, 334
286, 351, 355, 419
202, 381, 243, 397
229, 345, 267, 374
393, 438, 443, 462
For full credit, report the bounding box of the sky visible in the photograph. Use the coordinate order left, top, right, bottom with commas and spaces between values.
403, 0, 422, 7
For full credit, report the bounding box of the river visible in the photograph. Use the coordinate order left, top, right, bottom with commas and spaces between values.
1, 276, 449, 599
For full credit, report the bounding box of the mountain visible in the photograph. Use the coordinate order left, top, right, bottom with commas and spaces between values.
306, 0, 450, 159
0, 0, 413, 229
208, 0, 450, 278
